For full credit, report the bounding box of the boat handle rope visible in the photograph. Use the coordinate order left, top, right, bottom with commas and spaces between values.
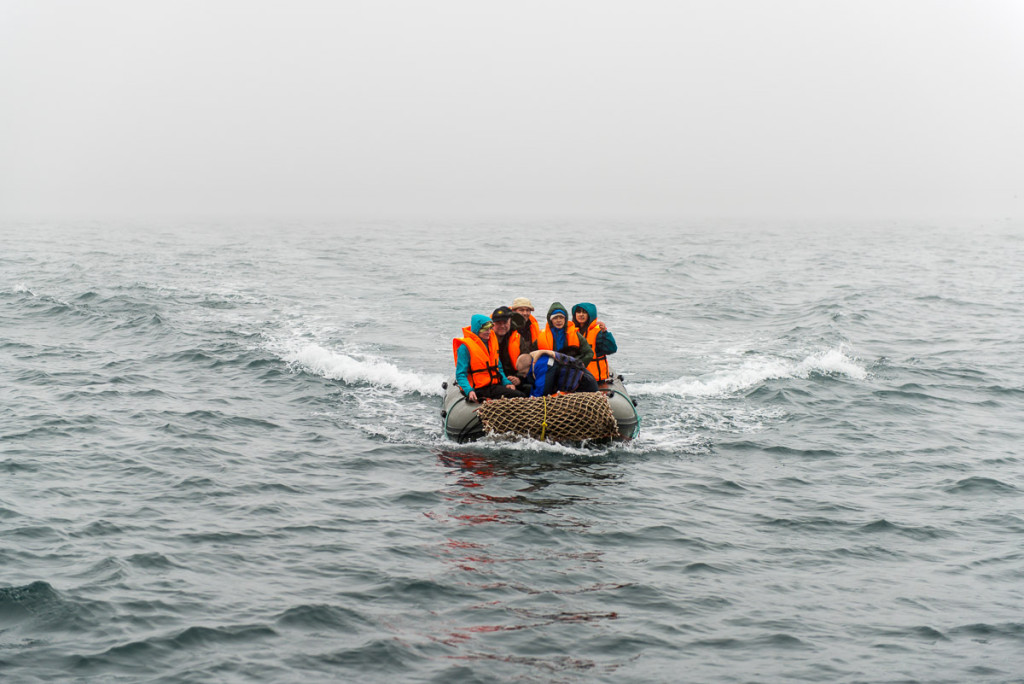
540, 395, 548, 442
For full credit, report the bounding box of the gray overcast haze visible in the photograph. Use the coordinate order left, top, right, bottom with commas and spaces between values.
2, 0, 1023, 221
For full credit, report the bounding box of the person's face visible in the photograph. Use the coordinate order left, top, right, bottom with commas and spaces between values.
550, 314, 566, 329
492, 319, 511, 336
477, 324, 493, 341
513, 306, 533, 318
575, 310, 588, 326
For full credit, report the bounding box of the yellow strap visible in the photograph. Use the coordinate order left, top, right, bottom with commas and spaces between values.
540, 395, 548, 441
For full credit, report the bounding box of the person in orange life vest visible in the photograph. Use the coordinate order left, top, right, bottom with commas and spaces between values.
453, 314, 524, 403
536, 301, 593, 368
571, 302, 617, 382
490, 306, 521, 383
509, 297, 541, 353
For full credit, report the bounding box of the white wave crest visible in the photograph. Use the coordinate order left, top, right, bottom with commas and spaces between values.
797, 347, 868, 381
634, 347, 866, 397
280, 342, 445, 395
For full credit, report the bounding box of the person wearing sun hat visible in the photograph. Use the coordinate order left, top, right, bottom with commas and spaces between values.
453, 314, 523, 403
509, 297, 541, 353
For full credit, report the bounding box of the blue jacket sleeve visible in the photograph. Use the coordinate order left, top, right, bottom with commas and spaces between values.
596, 330, 617, 355
455, 344, 473, 395
529, 361, 547, 397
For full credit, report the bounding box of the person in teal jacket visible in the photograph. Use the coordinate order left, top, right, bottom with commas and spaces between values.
455, 314, 523, 402
571, 302, 617, 381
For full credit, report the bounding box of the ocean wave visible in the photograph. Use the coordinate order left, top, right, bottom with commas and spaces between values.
275, 603, 371, 632
0, 580, 62, 620
71, 623, 278, 670
0, 581, 108, 632
633, 347, 867, 397
274, 340, 445, 396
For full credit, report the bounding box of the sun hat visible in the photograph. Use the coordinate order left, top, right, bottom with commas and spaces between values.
511, 297, 534, 311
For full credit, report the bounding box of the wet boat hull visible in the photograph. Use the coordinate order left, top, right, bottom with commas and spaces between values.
440, 375, 640, 443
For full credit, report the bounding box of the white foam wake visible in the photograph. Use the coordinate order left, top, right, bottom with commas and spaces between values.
279, 341, 445, 395
634, 347, 867, 397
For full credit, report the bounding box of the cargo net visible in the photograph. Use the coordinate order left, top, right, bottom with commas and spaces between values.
476, 393, 619, 442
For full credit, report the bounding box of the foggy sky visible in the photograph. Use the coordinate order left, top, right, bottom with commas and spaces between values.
2, 0, 1023, 221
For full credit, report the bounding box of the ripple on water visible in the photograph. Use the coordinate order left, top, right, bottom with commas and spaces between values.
75, 520, 128, 538
70, 557, 130, 585
856, 519, 954, 541
2, 525, 67, 542
944, 476, 1018, 495
124, 552, 181, 570
297, 637, 421, 674
949, 622, 1024, 641
274, 604, 373, 632
68, 623, 278, 675
863, 624, 950, 642
686, 632, 814, 651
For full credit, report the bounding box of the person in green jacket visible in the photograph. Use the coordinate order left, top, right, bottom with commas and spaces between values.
537, 301, 593, 368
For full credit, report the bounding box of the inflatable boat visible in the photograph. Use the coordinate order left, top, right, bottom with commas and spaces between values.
440, 374, 640, 444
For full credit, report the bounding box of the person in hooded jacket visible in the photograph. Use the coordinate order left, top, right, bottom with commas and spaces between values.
453, 314, 524, 403
536, 301, 594, 368
571, 302, 618, 383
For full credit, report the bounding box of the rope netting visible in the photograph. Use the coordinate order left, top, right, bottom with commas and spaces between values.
475, 392, 619, 442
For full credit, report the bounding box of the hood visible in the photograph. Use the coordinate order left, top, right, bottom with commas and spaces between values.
546, 301, 569, 324
572, 302, 597, 327
470, 314, 492, 335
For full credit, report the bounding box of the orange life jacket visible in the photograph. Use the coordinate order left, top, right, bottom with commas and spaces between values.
581, 323, 609, 381
506, 315, 540, 360
537, 322, 580, 353
452, 327, 503, 390
505, 331, 522, 369
508, 316, 540, 365
522, 315, 540, 347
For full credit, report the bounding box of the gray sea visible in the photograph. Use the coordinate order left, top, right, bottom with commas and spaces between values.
2, 220, 1023, 683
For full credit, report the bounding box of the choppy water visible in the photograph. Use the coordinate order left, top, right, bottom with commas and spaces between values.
2, 220, 1023, 682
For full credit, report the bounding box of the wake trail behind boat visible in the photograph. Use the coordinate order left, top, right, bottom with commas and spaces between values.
633, 347, 867, 397
275, 341, 445, 395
